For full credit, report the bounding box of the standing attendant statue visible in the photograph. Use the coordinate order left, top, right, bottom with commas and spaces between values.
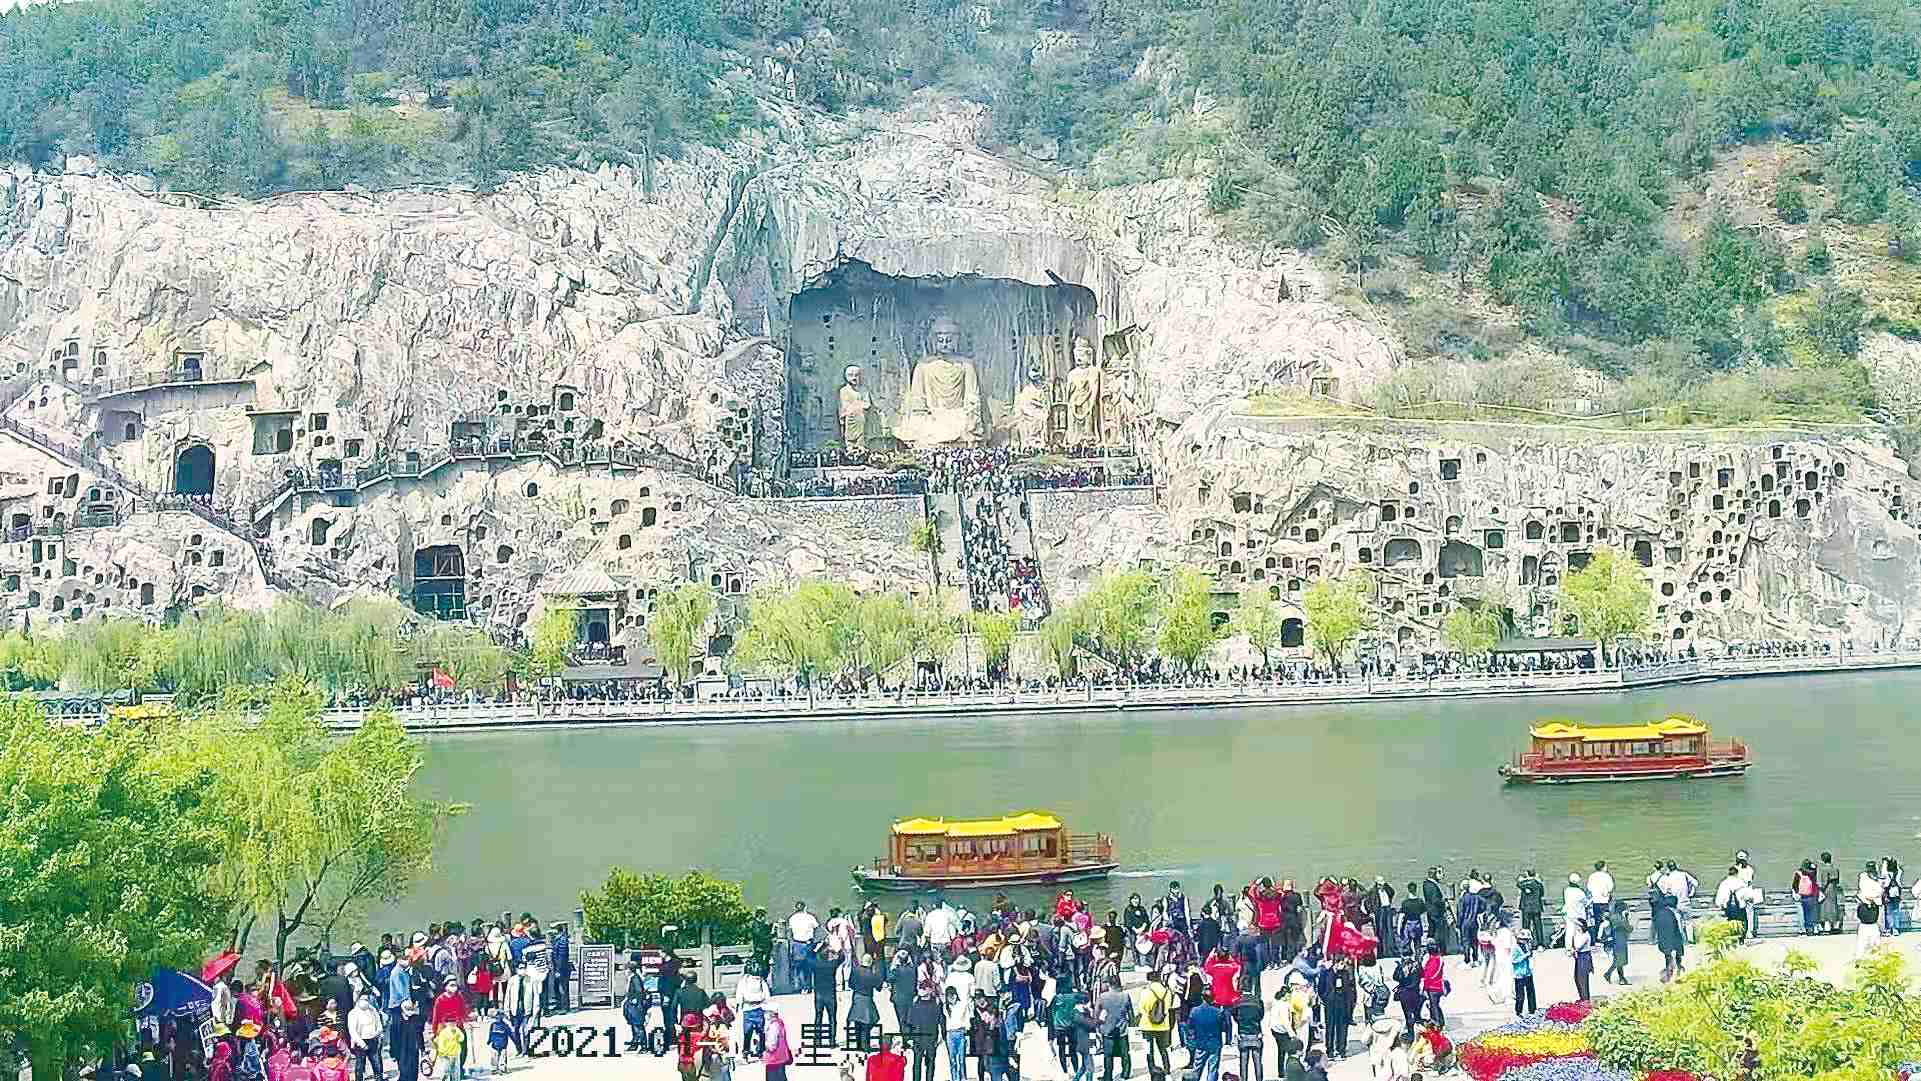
1012, 364, 1052, 452
893, 316, 984, 448
1099, 358, 1134, 448
838, 364, 872, 453
1064, 336, 1101, 448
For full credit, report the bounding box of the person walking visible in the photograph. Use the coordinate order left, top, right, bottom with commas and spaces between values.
942, 982, 973, 1081
1185, 994, 1225, 1081
1418, 945, 1446, 1031
1604, 901, 1632, 985
1138, 969, 1175, 1081
1510, 933, 1536, 1016
849, 955, 884, 1052
1323, 959, 1356, 1061
1650, 888, 1685, 983
906, 989, 943, 1081
762, 1008, 794, 1081
347, 992, 385, 1081
789, 904, 821, 995
1390, 955, 1422, 1033
1099, 977, 1137, 1081
1569, 918, 1594, 1002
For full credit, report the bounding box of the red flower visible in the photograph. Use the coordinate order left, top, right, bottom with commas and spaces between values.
1544, 1000, 1597, 1023
1641, 1072, 1700, 1081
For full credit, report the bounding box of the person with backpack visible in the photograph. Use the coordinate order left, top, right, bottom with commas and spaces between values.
485, 1011, 512, 1074
1791, 860, 1822, 936
1229, 988, 1264, 1081
675, 1011, 707, 1081
1138, 971, 1175, 1081
624, 959, 656, 1054
1048, 984, 1084, 1078
762, 1007, 794, 1081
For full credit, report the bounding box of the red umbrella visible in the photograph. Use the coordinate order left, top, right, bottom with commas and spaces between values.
202, 951, 240, 984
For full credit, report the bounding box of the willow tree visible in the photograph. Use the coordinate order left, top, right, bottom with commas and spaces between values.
967, 609, 1019, 681
329, 597, 417, 697
419, 623, 510, 692
1157, 567, 1222, 673
0, 630, 65, 689
849, 591, 915, 687
1037, 603, 1085, 680
733, 580, 856, 687
166, 604, 272, 702
1442, 605, 1504, 658
1082, 569, 1159, 666
58, 617, 162, 693
648, 582, 715, 688
163, 680, 465, 964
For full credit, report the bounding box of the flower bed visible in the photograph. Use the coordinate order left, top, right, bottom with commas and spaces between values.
1458, 1002, 1699, 1081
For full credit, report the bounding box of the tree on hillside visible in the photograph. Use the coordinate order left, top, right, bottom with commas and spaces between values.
1557, 548, 1652, 662
909, 517, 945, 589
905, 592, 961, 677
160, 682, 465, 964
849, 592, 916, 688
649, 581, 715, 689
0, 700, 229, 1081
1302, 572, 1372, 665
419, 623, 510, 693
1230, 586, 1284, 672
1156, 567, 1222, 673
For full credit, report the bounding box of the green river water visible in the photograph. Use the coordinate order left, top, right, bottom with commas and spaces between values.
370, 670, 1921, 935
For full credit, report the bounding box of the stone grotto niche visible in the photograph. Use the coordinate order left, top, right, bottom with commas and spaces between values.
785, 261, 1102, 451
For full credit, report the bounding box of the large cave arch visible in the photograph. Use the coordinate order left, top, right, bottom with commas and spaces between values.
173, 443, 216, 496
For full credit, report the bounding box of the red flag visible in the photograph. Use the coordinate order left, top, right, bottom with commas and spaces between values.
430, 667, 455, 690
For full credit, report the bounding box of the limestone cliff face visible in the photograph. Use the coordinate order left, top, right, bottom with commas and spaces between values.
0, 99, 1911, 652
1038, 405, 1921, 651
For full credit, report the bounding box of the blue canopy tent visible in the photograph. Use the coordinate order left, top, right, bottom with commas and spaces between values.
133, 968, 216, 1057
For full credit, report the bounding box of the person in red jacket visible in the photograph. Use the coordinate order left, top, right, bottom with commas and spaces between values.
1418, 943, 1448, 1030
865, 1034, 907, 1081
1250, 878, 1283, 970
1199, 948, 1241, 1039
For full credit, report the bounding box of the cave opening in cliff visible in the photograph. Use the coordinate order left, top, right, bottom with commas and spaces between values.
173, 444, 216, 496
785, 261, 1121, 453
411, 545, 467, 620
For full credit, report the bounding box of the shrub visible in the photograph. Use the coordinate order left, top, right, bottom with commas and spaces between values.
579, 868, 756, 950
1772, 178, 1809, 224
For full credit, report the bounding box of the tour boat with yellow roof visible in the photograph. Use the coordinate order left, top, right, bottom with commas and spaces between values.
1499, 715, 1752, 784
852, 810, 1118, 891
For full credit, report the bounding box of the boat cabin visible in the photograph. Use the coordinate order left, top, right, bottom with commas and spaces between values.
1527, 717, 1708, 762
883, 812, 1110, 876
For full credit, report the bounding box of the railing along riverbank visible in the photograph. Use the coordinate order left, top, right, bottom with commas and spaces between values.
317, 648, 1921, 732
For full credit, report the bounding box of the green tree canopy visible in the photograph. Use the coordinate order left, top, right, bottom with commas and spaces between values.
1156, 567, 1222, 673
525, 604, 580, 681
579, 869, 755, 951
1441, 605, 1504, 657
1557, 548, 1653, 659
733, 580, 857, 684
1230, 586, 1284, 670
154, 682, 465, 964
0, 699, 229, 1081
1302, 572, 1372, 664
1082, 569, 1160, 666
648, 582, 715, 688
968, 609, 1020, 680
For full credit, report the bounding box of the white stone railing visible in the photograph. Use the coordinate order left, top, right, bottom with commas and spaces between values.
312, 648, 1921, 731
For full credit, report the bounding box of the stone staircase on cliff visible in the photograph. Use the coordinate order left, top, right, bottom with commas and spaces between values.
0, 414, 288, 590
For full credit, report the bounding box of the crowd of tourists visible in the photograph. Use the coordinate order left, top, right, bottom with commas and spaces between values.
962, 494, 1049, 625
764, 473, 929, 498
118, 918, 579, 1081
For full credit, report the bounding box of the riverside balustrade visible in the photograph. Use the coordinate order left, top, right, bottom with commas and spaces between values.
290, 647, 1921, 731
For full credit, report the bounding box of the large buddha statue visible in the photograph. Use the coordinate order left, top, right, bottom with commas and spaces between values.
1012, 364, 1052, 452
894, 316, 983, 447
838, 364, 872, 452
1063, 336, 1101, 448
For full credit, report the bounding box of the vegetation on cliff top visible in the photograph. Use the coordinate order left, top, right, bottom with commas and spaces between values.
0, 0, 1917, 425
